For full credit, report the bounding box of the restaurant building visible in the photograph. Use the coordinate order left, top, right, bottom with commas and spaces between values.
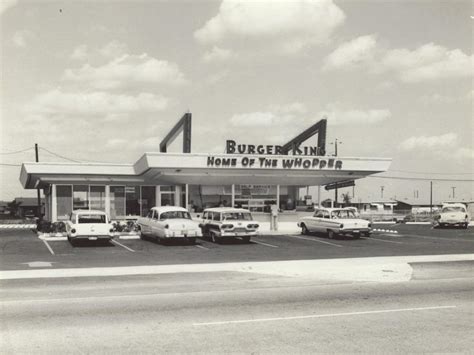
19, 114, 391, 222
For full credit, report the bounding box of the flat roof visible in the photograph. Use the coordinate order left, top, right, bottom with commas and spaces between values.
20, 152, 392, 189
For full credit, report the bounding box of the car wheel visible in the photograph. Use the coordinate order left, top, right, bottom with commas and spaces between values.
328, 230, 335, 239
242, 236, 251, 243
301, 224, 309, 235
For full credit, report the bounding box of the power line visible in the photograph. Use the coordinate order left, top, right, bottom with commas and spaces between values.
0, 147, 33, 155
39, 147, 82, 163
369, 175, 474, 182
389, 169, 473, 176
0, 163, 21, 166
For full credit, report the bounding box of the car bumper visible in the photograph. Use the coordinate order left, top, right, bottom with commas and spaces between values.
337, 229, 371, 238
437, 221, 467, 227
219, 231, 259, 237
164, 230, 202, 238
69, 235, 114, 240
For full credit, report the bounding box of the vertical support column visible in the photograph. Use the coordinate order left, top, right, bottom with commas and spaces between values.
318, 186, 321, 207
231, 184, 235, 207
276, 185, 280, 209
105, 185, 110, 217
174, 185, 182, 206
156, 186, 161, 207
51, 184, 57, 223
185, 184, 189, 211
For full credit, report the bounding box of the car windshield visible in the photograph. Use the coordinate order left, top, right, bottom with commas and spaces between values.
442, 206, 466, 213
160, 211, 191, 220
78, 215, 106, 223
222, 212, 253, 221
331, 210, 357, 219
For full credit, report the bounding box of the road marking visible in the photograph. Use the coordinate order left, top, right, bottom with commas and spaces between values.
42, 240, 55, 255
111, 239, 135, 252
291, 235, 343, 247
361, 237, 403, 244
398, 234, 474, 243
195, 244, 209, 250
252, 239, 279, 248
193, 305, 457, 326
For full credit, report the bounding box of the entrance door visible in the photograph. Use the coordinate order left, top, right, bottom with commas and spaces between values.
158, 186, 176, 206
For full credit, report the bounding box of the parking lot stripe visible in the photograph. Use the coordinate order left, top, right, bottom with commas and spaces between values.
361, 237, 403, 244
42, 240, 55, 255
291, 235, 343, 248
111, 240, 135, 252
193, 305, 457, 326
252, 239, 279, 248
195, 244, 209, 250
398, 234, 474, 243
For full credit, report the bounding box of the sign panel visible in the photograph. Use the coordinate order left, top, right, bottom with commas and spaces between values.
324, 180, 355, 191
207, 155, 343, 170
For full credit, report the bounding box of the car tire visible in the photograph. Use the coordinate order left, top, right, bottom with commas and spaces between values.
301, 224, 309, 235
328, 230, 335, 239
242, 236, 251, 243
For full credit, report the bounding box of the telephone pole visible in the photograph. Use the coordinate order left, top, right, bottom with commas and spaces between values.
35, 143, 42, 221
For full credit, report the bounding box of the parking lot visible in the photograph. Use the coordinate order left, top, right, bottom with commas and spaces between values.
0, 224, 472, 271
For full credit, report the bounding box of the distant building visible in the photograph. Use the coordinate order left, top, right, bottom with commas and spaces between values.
10, 197, 45, 218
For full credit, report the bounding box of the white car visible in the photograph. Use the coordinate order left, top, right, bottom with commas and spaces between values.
434, 203, 469, 229
199, 207, 259, 243
137, 206, 202, 244
298, 207, 371, 239
66, 209, 114, 243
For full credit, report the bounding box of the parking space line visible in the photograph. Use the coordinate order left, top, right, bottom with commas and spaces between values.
398, 234, 474, 243
111, 239, 135, 252
193, 305, 457, 326
42, 240, 55, 255
291, 235, 343, 247
361, 237, 403, 244
252, 239, 279, 248
195, 244, 209, 250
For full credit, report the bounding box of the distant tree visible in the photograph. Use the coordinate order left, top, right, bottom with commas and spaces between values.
321, 199, 332, 208
341, 193, 352, 206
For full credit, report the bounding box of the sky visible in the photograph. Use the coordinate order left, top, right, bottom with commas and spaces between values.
0, 0, 472, 203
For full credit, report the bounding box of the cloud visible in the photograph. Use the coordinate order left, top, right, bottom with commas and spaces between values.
319, 104, 391, 125
70, 45, 89, 60
324, 37, 473, 82
12, 30, 34, 48
419, 91, 472, 104
230, 102, 307, 127
202, 46, 234, 63
99, 40, 129, 58
63, 53, 187, 89
399, 133, 458, 151
0, 0, 17, 15
194, 0, 345, 54
323, 35, 377, 70
454, 147, 474, 160
25, 89, 170, 120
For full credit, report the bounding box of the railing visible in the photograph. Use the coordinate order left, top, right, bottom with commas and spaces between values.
359, 210, 438, 223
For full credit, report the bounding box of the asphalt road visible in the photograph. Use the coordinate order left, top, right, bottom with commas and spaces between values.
1, 265, 473, 354
0, 224, 472, 270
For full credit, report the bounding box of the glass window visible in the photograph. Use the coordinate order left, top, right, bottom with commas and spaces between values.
73, 185, 89, 210
213, 212, 220, 221
141, 186, 155, 217
222, 212, 252, 221
161, 193, 175, 206
125, 186, 140, 216
90, 186, 105, 211
153, 210, 159, 219
78, 214, 106, 223
146, 210, 153, 218
322, 211, 330, 219
57, 185, 72, 220
160, 186, 176, 192
160, 211, 191, 220
110, 186, 125, 219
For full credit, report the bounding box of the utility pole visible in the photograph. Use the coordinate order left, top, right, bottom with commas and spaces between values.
35, 143, 41, 221
430, 181, 433, 214
332, 139, 342, 206
380, 186, 384, 199
451, 186, 456, 199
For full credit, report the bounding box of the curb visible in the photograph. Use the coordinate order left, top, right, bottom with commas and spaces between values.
372, 229, 399, 234
0, 224, 36, 229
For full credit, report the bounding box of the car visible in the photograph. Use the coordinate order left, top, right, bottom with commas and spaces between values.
434, 203, 469, 229
297, 207, 372, 239
137, 206, 202, 244
66, 209, 114, 243
199, 207, 259, 243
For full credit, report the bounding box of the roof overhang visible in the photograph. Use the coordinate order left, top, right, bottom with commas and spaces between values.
21, 152, 392, 189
